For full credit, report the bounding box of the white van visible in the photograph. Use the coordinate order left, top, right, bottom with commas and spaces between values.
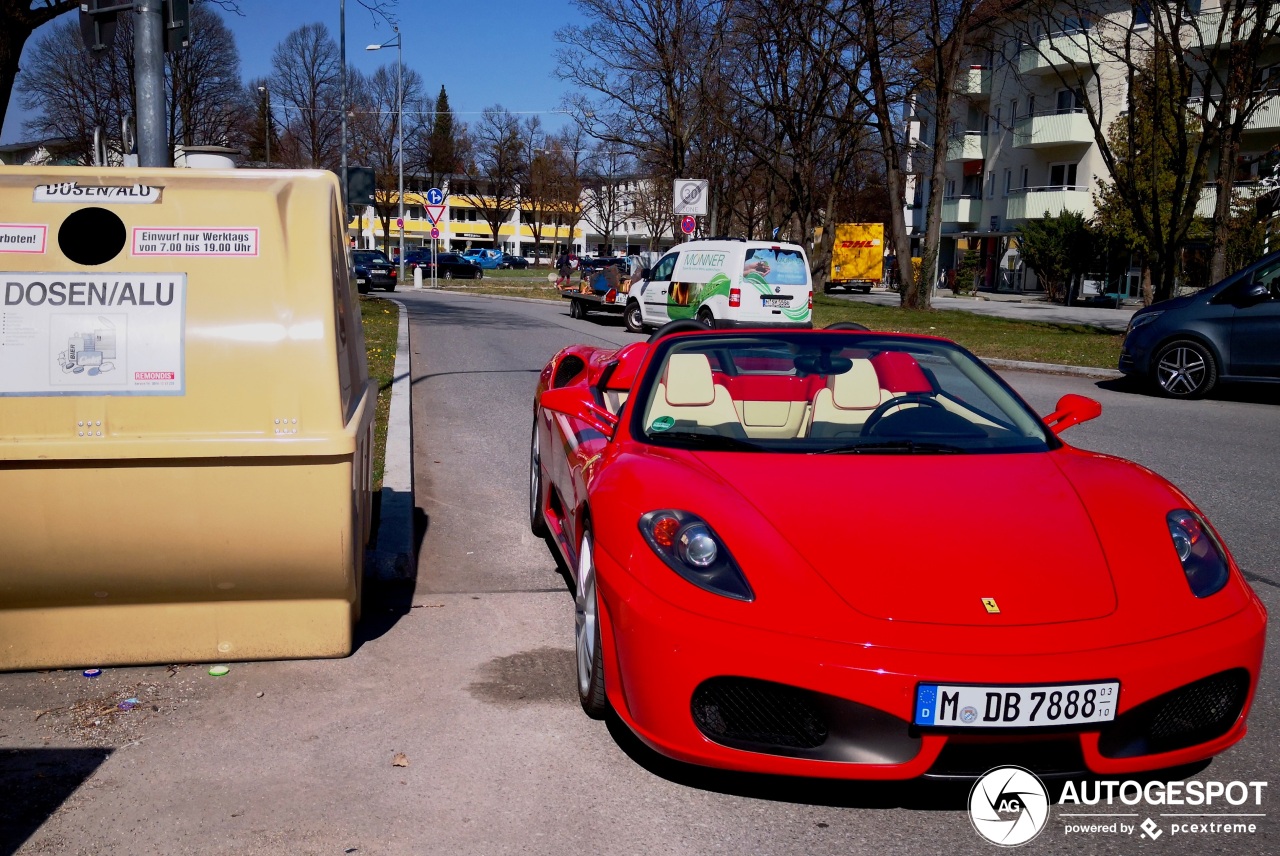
623, 239, 813, 332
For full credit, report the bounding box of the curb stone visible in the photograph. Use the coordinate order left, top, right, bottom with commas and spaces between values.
368, 298, 415, 580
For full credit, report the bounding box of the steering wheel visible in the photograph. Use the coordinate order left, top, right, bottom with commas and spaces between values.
862, 393, 945, 435
647, 319, 709, 343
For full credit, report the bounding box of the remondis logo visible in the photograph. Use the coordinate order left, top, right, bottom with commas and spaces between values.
969, 766, 1050, 846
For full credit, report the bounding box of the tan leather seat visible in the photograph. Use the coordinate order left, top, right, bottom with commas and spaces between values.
647, 353, 746, 437
808, 360, 890, 438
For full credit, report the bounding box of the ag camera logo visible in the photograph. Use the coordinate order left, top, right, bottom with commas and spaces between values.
969, 766, 1050, 846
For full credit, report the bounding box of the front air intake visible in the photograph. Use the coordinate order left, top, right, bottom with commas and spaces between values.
692, 677, 828, 750
1099, 669, 1250, 759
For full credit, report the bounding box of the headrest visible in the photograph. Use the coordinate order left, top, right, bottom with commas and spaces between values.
664, 353, 716, 406
831, 360, 883, 409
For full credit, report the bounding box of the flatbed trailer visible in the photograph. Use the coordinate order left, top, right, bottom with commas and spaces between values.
562, 288, 627, 320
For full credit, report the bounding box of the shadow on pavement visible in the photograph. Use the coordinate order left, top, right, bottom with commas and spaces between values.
353, 509, 428, 649
1095, 377, 1280, 406
0, 747, 112, 855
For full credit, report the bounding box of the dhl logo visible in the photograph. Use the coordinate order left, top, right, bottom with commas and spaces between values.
839, 240, 881, 248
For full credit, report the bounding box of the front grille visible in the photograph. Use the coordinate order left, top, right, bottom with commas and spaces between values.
1099, 669, 1250, 759
927, 737, 1085, 779
692, 677, 828, 750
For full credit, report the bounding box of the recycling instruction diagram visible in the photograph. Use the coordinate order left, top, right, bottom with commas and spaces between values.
1, 272, 185, 396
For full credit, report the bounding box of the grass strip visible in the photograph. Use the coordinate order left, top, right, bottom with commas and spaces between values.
360, 296, 399, 491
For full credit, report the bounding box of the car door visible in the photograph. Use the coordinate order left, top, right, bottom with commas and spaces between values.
640, 252, 678, 325
1230, 266, 1280, 377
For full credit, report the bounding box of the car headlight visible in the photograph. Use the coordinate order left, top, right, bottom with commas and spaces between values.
1166, 510, 1229, 597
1125, 310, 1164, 335
638, 510, 753, 601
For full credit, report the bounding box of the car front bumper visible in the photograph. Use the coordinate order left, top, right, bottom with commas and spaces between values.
595, 546, 1266, 780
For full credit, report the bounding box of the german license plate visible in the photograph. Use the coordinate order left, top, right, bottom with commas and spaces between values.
914, 681, 1119, 728
356, 278, 366, 284
761, 296, 790, 307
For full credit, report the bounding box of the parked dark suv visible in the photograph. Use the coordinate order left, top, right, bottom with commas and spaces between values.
405, 251, 483, 280
1120, 250, 1280, 398
352, 249, 396, 293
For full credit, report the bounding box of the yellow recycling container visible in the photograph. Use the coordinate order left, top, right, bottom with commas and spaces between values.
0, 167, 375, 670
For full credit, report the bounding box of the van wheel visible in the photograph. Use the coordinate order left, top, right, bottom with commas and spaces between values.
624, 301, 645, 333
697, 308, 716, 329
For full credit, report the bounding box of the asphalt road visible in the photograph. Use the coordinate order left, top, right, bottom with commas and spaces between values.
0, 290, 1276, 855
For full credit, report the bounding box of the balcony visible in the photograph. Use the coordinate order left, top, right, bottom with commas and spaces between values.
1006, 186, 1092, 220
957, 67, 992, 98
1195, 181, 1273, 218
946, 131, 986, 162
1189, 8, 1280, 46
1186, 94, 1280, 134
1013, 110, 1095, 148
942, 195, 983, 225
1018, 30, 1094, 75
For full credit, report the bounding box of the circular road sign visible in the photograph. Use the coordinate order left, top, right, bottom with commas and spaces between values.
430, 227, 440, 239
396, 217, 404, 229
680, 215, 696, 235
426, 187, 444, 206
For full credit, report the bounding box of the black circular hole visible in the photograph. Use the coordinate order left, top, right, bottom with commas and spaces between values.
58, 207, 127, 266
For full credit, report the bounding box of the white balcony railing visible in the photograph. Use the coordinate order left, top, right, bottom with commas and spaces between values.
942, 195, 983, 224
1195, 181, 1273, 218
1018, 30, 1094, 75
957, 67, 992, 98
1013, 110, 1095, 148
946, 131, 986, 161
1005, 186, 1092, 220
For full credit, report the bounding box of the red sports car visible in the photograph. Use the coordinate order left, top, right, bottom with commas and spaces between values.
529, 322, 1266, 780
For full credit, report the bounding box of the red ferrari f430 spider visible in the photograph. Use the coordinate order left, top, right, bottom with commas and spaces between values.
529, 322, 1266, 780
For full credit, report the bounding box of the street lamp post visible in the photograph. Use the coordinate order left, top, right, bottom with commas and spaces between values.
257, 85, 270, 166
367, 28, 404, 284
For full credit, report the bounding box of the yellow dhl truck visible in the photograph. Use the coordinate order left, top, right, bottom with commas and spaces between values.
827, 223, 884, 294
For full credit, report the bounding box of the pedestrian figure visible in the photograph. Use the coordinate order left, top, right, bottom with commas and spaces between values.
556, 251, 572, 289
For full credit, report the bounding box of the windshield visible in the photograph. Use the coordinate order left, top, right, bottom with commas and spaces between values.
633, 333, 1053, 454
354, 251, 390, 265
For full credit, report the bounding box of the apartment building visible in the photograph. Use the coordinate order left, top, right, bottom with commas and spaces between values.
916, 1, 1280, 297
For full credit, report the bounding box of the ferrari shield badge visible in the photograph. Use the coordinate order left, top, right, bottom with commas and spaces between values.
982, 597, 1001, 614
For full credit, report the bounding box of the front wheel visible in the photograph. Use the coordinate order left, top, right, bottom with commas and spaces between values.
624, 301, 645, 333
697, 307, 716, 329
575, 527, 608, 718
529, 420, 549, 537
1154, 340, 1218, 399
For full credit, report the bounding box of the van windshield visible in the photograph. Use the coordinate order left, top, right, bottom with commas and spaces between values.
744, 248, 808, 286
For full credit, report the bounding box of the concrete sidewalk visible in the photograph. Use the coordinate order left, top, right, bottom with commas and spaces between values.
827, 287, 1137, 332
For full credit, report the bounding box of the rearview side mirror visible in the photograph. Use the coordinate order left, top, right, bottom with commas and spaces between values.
539, 387, 619, 437
1241, 281, 1270, 303
1043, 394, 1102, 435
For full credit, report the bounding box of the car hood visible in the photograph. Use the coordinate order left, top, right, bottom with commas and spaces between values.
698, 451, 1117, 626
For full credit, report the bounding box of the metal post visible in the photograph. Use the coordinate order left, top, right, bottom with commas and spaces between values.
134, 0, 168, 167
396, 28, 405, 285
258, 86, 270, 166
340, 0, 348, 209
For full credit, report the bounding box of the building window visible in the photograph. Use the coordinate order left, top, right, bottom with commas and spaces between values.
1049, 162, 1078, 188
1056, 88, 1085, 113
1011, 99, 1018, 121
1134, 1, 1151, 28
987, 170, 995, 198
1022, 167, 1030, 189
946, 179, 956, 197
1004, 169, 1013, 196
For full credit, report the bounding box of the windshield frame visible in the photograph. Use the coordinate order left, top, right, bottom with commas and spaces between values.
626, 331, 1061, 455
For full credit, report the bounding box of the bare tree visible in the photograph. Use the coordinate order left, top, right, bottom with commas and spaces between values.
631, 177, 674, 250
516, 116, 560, 262
456, 105, 525, 250
270, 23, 344, 168
347, 64, 425, 255
581, 143, 633, 253
167, 3, 244, 150
2, 1, 244, 138
546, 126, 590, 255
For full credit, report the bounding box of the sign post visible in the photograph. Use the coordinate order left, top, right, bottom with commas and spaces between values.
425, 188, 446, 289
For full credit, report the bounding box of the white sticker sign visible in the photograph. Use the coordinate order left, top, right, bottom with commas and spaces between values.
34, 182, 162, 204
0, 224, 47, 254
1, 272, 185, 396
132, 227, 259, 257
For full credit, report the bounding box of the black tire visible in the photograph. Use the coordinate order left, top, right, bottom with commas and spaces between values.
624, 301, 645, 333
696, 307, 716, 329
357, 282, 371, 295
569, 299, 585, 319
1154, 339, 1218, 399
825, 321, 869, 331
443, 270, 454, 281
575, 526, 609, 718
859, 286, 872, 294
529, 420, 549, 537
384, 284, 396, 292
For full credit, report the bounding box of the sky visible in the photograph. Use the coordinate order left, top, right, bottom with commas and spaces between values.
2, 0, 588, 144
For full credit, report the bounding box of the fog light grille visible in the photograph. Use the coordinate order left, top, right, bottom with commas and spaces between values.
1099, 669, 1250, 759
692, 677, 828, 750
